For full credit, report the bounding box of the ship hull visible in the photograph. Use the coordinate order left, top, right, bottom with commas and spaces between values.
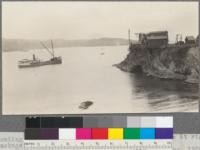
18, 57, 62, 68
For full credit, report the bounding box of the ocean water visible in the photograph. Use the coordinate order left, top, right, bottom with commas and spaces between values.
3, 45, 199, 114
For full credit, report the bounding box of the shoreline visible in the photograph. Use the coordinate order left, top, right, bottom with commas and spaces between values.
115, 44, 199, 84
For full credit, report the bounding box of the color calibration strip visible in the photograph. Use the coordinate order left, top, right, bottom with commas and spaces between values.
26, 116, 173, 128
25, 128, 173, 140
25, 116, 173, 140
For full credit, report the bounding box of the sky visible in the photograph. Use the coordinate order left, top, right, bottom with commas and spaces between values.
2, 1, 199, 42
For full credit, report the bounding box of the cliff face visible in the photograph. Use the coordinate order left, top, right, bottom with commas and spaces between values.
116, 44, 199, 84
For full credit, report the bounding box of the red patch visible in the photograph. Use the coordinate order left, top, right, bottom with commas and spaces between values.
92, 128, 108, 139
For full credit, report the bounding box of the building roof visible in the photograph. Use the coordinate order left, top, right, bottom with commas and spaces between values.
185, 36, 195, 41
148, 31, 168, 36
148, 30, 168, 33
147, 35, 168, 40
145, 31, 168, 40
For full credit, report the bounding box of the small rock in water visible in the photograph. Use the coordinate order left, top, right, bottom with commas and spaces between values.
79, 101, 93, 109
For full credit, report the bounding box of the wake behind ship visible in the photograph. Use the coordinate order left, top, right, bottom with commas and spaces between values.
18, 40, 62, 68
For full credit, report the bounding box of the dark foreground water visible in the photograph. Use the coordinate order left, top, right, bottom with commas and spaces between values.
3, 45, 199, 114
129, 72, 199, 112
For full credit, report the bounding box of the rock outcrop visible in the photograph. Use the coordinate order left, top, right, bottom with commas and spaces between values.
116, 44, 199, 84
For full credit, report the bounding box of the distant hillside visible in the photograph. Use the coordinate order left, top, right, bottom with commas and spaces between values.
2, 38, 129, 52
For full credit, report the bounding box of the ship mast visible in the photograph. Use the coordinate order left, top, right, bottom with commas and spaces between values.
40, 41, 54, 58
51, 40, 55, 58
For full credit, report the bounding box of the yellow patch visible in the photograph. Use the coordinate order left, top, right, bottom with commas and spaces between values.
108, 128, 123, 139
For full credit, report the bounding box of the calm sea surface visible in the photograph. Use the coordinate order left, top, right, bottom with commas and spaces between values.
3, 45, 199, 114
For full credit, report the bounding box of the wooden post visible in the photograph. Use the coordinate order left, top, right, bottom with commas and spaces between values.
128, 29, 131, 45
176, 34, 178, 43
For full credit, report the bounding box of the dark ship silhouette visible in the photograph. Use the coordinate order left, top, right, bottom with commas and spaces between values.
18, 40, 62, 68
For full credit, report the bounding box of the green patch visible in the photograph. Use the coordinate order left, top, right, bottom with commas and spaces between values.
123, 128, 140, 139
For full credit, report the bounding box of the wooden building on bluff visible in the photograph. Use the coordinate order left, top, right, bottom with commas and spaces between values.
185, 36, 196, 44
196, 35, 199, 45
139, 31, 168, 48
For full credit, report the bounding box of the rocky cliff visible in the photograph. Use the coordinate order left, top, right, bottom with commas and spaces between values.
116, 44, 199, 84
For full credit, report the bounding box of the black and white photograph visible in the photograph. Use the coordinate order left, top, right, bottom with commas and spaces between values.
2, 1, 199, 114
